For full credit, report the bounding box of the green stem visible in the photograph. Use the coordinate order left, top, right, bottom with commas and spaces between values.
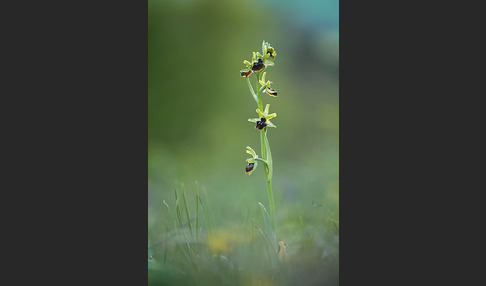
260, 125, 266, 160
246, 76, 259, 107
255, 72, 275, 225
263, 130, 275, 224
256, 72, 263, 111
257, 73, 266, 162
265, 175, 276, 225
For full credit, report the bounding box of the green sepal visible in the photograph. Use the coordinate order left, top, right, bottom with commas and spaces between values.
264, 60, 274, 67
263, 104, 270, 115
266, 113, 277, 120
256, 108, 264, 118
259, 72, 267, 86
266, 120, 276, 128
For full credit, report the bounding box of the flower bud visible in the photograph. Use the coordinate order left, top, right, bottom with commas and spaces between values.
266, 47, 276, 60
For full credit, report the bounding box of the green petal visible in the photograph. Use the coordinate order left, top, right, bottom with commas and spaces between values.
248, 118, 259, 123
266, 120, 276, 128
246, 146, 257, 157
243, 60, 252, 67
264, 104, 270, 115
256, 109, 264, 117
266, 113, 277, 120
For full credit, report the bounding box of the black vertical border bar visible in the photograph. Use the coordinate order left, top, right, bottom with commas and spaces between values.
340, 0, 415, 284
6, 0, 151, 283
95, 0, 149, 284
338, 0, 473, 283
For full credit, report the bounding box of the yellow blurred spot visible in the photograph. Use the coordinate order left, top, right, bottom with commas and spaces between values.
208, 235, 231, 253
207, 229, 251, 255
240, 277, 275, 286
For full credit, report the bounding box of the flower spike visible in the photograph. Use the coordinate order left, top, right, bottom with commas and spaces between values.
240, 41, 279, 224
240, 42, 277, 77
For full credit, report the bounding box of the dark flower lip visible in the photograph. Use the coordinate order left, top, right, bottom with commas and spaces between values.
240, 70, 253, 77
266, 88, 277, 97
252, 59, 264, 71
245, 163, 255, 173
255, 117, 267, 130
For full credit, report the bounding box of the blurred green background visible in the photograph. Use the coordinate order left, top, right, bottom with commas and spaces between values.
148, 0, 338, 284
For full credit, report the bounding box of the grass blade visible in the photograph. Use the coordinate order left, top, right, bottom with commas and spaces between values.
199, 186, 215, 232
195, 181, 199, 239
174, 187, 183, 228
263, 130, 273, 181
181, 183, 193, 235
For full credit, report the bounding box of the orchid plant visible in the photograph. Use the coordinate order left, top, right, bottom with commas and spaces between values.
240, 41, 278, 224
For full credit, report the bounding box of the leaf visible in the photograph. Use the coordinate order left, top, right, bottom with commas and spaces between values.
263, 130, 273, 181
258, 202, 278, 267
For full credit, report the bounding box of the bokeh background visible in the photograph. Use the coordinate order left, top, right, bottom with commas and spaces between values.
148, 0, 338, 284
